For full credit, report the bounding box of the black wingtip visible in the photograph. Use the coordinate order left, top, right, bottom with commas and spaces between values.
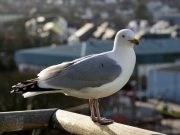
10, 90, 14, 93
10, 78, 53, 94
11, 85, 17, 93
11, 87, 22, 94
11, 82, 24, 94
10, 79, 38, 94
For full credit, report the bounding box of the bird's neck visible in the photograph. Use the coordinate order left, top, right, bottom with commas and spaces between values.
113, 40, 133, 54
111, 40, 135, 64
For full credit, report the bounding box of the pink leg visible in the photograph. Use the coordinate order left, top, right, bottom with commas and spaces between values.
89, 98, 98, 122
94, 99, 114, 125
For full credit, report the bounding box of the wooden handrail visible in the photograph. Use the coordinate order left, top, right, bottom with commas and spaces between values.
0, 108, 57, 131
0, 109, 164, 135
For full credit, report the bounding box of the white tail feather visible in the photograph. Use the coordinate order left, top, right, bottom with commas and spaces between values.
23, 92, 45, 98
23, 90, 61, 98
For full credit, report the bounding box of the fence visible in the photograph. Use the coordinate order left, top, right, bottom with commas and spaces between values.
0, 109, 164, 135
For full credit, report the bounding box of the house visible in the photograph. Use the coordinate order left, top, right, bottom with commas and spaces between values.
15, 38, 180, 73
68, 23, 95, 43
15, 40, 112, 72
147, 1, 179, 20
0, 14, 24, 24
147, 64, 180, 103
93, 22, 109, 39
25, 16, 68, 43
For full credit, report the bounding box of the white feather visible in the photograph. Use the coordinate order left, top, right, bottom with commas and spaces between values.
23, 92, 43, 98
23, 90, 62, 98
38, 62, 69, 80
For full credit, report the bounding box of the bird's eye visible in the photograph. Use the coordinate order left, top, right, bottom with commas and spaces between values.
122, 35, 125, 38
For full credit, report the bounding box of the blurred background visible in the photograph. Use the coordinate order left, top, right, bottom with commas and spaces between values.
0, 0, 180, 134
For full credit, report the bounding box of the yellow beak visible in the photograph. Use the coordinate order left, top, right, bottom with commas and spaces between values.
129, 38, 140, 45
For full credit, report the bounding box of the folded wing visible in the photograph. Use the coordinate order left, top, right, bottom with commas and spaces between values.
38, 54, 122, 90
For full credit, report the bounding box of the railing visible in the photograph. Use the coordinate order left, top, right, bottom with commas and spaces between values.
0, 109, 164, 135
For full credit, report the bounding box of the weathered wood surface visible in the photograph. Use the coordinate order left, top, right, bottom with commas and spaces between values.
0, 109, 165, 135
0, 108, 57, 131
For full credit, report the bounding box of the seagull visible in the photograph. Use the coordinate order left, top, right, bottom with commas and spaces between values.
11, 29, 139, 125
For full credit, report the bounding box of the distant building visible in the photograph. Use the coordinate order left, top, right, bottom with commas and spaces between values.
15, 40, 112, 72
147, 64, 180, 103
15, 38, 180, 72
147, 1, 179, 20
81, 8, 93, 19
92, 22, 116, 40
68, 22, 116, 44
93, 22, 109, 39
136, 38, 180, 77
0, 14, 24, 23
68, 23, 96, 43
158, 14, 180, 25
128, 20, 180, 38
25, 16, 68, 43
104, 0, 117, 4
100, 12, 109, 19
102, 28, 116, 40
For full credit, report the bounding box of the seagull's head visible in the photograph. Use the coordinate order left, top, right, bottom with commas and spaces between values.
115, 29, 139, 47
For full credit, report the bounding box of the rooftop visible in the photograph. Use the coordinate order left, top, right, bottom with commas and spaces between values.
157, 64, 180, 72
15, 38, 180, 67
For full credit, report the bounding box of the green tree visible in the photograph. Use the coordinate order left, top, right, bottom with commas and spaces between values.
134, 4, 153, 20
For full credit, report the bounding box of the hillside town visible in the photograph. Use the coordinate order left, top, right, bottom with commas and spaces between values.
0, 0, 180, 135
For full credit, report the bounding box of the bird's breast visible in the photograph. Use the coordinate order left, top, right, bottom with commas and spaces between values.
70, 50, 136, 99
91, 49, 136, 98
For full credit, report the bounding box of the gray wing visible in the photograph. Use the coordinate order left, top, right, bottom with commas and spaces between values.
38, 54, 94, 80
38, 54, 121, 90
